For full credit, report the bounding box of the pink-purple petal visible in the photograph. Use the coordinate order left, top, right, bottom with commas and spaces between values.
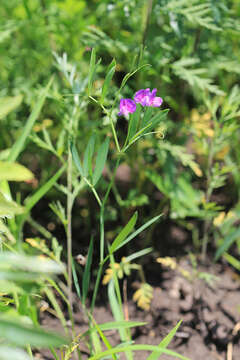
133, 88, 163, 108
152, 97, 163, 107
118, 98, 136, 118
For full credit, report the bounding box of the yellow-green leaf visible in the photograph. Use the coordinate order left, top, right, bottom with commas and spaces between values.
0, 95, 23, 120
0, 161, 34, 182
0, 192, 24, 218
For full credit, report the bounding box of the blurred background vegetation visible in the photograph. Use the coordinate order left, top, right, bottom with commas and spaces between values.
1, 0, 240, 264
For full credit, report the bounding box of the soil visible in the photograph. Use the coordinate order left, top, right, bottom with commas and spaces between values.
36, 258, 240, 360
31, 164, 240, 359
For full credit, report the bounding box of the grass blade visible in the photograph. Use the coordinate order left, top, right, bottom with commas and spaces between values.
0, 318, 68, 348
215, 227, 240, 261
147, 320, 182, 359
89, 344, 190, 360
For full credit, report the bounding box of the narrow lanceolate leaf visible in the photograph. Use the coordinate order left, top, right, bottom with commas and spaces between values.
100, 59, 116, 104
215, 227, 240, 261
82, 237, 94, 305
0, 95, 23, 120
90, 319, 115, 359
83, 135, 96, 178
8, 77, 53, 163
0, 318, 68, 347
88, 48, 96, 95
24, 165, 65, 213
115, 214, 162, 252
0, 161, 33, 182
89, 344, 190, 360
125, 248, 153, 263
147, 320, 182, 359
93, 137, 110, 186
71, 142, 84, 177
110, 212, 138, 254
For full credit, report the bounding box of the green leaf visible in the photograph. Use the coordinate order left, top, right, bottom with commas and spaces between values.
71, 142, 84, 177
100, 59, 116, 104
110, 212, 138, 254
0, 318, 68, 347
0, 162, 33, 182
108, 280, 125, 340
147, 320, 182, 359
0, 252, 64, 274
141, 107, 153, 128
0, 192, 24, 218
146, 109, 169, 133
72, 259, 81, 300
89, 344, 190, 360
8, 77, 53, 163
83, 135, 96, 178
125, 248, 153, 263
90, 330, 102, 355
215, 227, 240, 261
45, 287, 68, 335
24, 165, 65, 213
0, 346, 31, 360
92, 137, 110, 186
126, 104, 141, 144
0, 280, 23, 294
0, 95, 23, 120
90, 319, 115, 359
88, 48, 96, 95
223, 253, 240, 271
82, 237, 94, 305
114, 214, 162, 252
96, 321, 146, 332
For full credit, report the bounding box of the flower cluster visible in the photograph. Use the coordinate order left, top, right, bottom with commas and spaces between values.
118, 88, 163, 118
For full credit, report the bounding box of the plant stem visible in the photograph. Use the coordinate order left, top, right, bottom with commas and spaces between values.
142, 0, 154, 49
67, 139, 73, 312
90, 157, 121, 312
201, 136, 215, 260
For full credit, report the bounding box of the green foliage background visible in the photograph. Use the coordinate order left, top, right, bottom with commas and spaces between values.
1, 0, 240, 264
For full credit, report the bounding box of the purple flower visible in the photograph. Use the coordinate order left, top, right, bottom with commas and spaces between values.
134, 88, 163, 107
118, 98, 136, 117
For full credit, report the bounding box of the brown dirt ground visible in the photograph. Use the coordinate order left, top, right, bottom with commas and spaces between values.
36, 258, 240, 360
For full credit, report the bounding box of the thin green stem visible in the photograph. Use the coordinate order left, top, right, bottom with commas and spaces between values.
109, 116, 121, 153
26, 345, 33, 359
67, 140, 73, 312
90, 157, 121, 312
84, 178, 102, 207
90, 263, 103, 313
141, 0, 154, 49
201, 134, 215, 260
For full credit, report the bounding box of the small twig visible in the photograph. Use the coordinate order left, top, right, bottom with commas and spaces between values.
227, 322, 240, 360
